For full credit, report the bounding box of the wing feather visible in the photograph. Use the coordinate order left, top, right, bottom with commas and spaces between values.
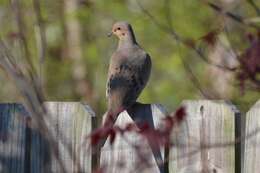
106, 50, 151, 113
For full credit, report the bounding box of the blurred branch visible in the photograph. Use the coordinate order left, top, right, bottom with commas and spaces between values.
93, 108, 260, 172
206, 1, 260, 29
222, 27, 240, 59
136, 1, 235, 97
11, 0, 35, 73
163, 0, 173, 33
0, 39, 69, 173
181, 58, 218, 99
136, 1, 179, 40
32, 0, 47, 82
247, 0, 260, 16
136, 1, 236, 72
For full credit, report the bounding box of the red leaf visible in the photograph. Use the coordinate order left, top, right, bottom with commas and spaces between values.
246, 32, 254, 43
200, 30, 219, 46
108, 128, 116, 145
175, 106, 186, 123
7, 32, 20, 40
138, 123, 150, 133
237, 34, 260, 89
124, 123, 137, 132
90, 129, 101, 145
163, 116, 174, 131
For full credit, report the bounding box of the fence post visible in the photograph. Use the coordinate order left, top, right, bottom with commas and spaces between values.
0, 102, 94, 173
35, 102, 94, 173
100, 103, 168, 173
2, 100, 259, 173
243, 100, 260, 173
169, 100, 238, 173
235, 105, 244, 173
0, 103, 30, 173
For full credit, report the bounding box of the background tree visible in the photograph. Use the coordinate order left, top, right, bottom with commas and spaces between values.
0, 0, 259, 118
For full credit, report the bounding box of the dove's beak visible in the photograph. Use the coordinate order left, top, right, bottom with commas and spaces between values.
107, 32, 113, 37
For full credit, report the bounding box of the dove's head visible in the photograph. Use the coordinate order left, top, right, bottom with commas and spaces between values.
108, 21, 136, 43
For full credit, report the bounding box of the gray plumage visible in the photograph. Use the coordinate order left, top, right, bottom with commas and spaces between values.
105, 21, 152, 123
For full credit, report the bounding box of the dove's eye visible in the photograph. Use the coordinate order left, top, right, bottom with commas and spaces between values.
117, 27, 121, 30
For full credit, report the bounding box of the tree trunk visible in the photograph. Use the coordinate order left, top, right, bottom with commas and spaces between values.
206, 0, 240, 99
63, 0, 93, 101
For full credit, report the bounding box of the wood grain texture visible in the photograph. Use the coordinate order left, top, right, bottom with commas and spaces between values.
36, 102, 94, 173
169, 100, 238, 173
0, 102, 94, 173
100, 103, 167, 173
0, 103, 30, 173
1, 100, 258, 173
243, 100, 260, 173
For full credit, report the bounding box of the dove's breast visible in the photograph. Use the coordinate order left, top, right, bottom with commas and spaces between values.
106, 46, 151, 111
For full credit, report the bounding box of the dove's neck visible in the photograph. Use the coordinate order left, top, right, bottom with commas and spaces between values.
118, 32, 137, 50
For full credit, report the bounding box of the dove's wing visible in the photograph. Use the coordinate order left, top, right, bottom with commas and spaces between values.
106, 49, 151, 114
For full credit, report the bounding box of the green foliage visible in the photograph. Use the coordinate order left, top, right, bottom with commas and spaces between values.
0, 0, 259, 114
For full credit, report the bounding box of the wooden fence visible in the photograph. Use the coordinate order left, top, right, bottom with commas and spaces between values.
0, 100, 259, 173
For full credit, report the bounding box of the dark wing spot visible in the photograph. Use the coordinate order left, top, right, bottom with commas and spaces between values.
122, 84, 140, 107
125, 65, 130, 70
119, 65, 123, 71
134, 86, 139, 92
119, 64, 132, 73
138, 76, 144, 86
131, 76, 138, 86
108, 74, 130, 91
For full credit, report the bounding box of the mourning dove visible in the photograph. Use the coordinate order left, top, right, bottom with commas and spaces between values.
104, 21, 152, 127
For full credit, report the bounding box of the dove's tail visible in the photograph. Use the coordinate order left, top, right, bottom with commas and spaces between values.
94, 107, 124, 149
91, 107, 125, 161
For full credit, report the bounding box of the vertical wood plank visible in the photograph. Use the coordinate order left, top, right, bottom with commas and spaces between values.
240, 110, 246, 173
169, 100, 237, 173
30, 102, 94, 173
100, 103, 167, 173
0, 103, 30, 173
243, 100, 260, 173
235, 104, 245, 173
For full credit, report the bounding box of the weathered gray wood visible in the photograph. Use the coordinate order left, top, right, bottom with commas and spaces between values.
100, 103, 168, 173
3, 100, 259, 173
0, 103, 30, 173
169, 100, 237, 173
243, 100, 260, 173
34, 102, 94, 173
0, 102, 94, 173
235, 103, 245, 173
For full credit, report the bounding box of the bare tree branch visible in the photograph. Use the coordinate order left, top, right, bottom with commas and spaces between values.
181, 57, 218, 99
206, 1, 260, 29
136, 1, 237, 98
11, 0, 36, 74
247, 0, 260, 16
136, 1, 236, 72
32, 0, 47, 83
0, 40, 69, 173
163, 0, 174, 33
